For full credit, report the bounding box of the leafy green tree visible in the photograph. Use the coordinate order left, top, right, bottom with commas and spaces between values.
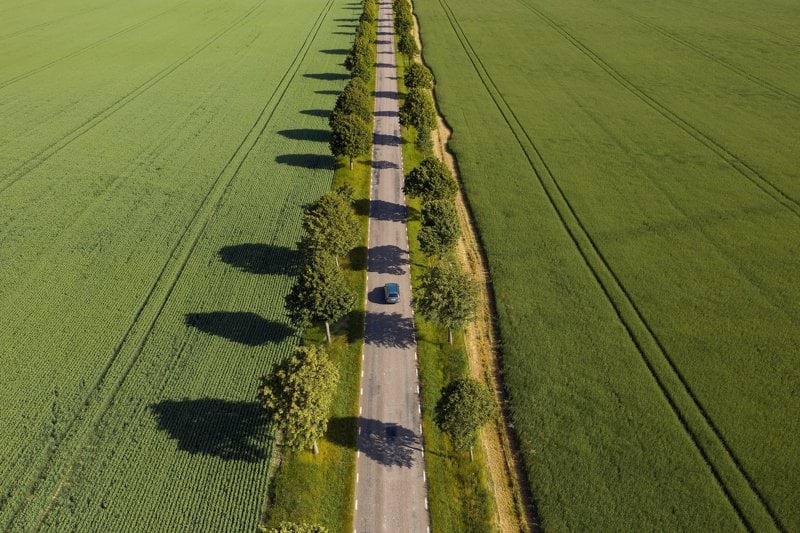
329, 113, 372, 170
399, 87, 436, 136
403, 156, 457, 201
418, 200, 460, 257
261, 346, 339, 455
285, 252, 355, 343
330, 79, 371, 126
303, 191, 359, 267
434, 378, 495, 460
398, 31, 418, 61
404, 63, 433, 90
413, 261, 477, 344
334, 182, 355, 205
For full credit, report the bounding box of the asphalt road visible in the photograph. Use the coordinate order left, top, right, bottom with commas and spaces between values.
353, 2, 430, 531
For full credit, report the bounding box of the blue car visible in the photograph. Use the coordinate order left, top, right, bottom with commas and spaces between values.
383, 282, 400, 304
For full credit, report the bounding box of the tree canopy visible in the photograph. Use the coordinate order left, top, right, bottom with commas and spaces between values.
418, 200, 460, 257
434, 378, 495, 452
285, 252, 355, 343
398, 31, 418, 60
261, 345, 339, 453
413, 261, 477, 343
399, 87, 437, 135
302, 191, 359, 264
330, 79, 371, 126
403, 156, 457, 201
404, 63, 433, 90
329, 113, 372, 170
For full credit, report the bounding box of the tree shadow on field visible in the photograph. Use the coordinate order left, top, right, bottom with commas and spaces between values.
327, 417, 420, 468
185, 312, 293, 346
315, 89, 341, 96
150, 398, 269, 462
218, 243, 301, 276
304, 72, 350, 81
276, 153, 335, 169
300, 109, 331, 119
320, 47, 351, 54
278, 129, 330, 143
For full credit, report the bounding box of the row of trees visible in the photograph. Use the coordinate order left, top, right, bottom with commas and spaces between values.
329, 0, 379, 169
258, 1, 378, 530
393, 0, 496, 460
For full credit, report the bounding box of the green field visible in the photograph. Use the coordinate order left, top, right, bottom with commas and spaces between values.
413, 0, 800, 529
0, 0, 360, 529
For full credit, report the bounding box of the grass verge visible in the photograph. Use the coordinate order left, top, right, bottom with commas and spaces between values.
396, 50, 495, 532
261, 155, 370, 532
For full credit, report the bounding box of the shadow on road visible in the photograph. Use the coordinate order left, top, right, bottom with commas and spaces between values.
369, 199, 406, 221
373, 132, 401, 146
218, 243, 301, 275
371, 159, 399, 170
150, 398, 269, 462
374, 90, 399, 99
368, 245, 408, 275
364, 310, 415, 348
185, 312, 293, 346
328, 417, 419, 468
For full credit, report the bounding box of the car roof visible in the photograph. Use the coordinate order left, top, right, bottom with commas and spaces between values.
385, 282, 399, 291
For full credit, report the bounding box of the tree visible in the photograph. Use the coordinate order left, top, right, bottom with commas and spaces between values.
413, 261, 477, 344
403, 156, 457, 201
330, 79, 371, 126
404, 63, 433, 90
418, 200, 460, 257
285, 252, 355, 343
398, 31, 418, 61
329, 113, 372, 170
261, 346, 339, 455
303, 191, 359, 267
334, 182, 355, 205
399, 87, 436, 135
434, 378, 495, 460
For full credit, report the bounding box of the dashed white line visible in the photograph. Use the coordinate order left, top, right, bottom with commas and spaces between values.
360, 406, 363, 415
424, 497, 428, 510
360, 387, 363, 396
416, 385, 419, 394
355, 499, 358, 511
423, 471, 426, 482
418, 405, 421, 414
357, 473, 359, 483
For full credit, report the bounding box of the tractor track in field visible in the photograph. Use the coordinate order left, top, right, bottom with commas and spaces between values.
436, 0, 783, 531
621, 13, 800, 105
0, 0, 116, 42
516, 0, 800, 221
5, 0, 335, 527
0, 0, 192, 90
0, 0, 266, 195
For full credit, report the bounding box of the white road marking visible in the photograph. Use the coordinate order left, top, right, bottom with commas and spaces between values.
418, 405, 421, 414
355, 499, 358, 511
357, 473, 359, 483
424, 497, 428, 510
360, 387, 363, 396
360, 406, 363, 415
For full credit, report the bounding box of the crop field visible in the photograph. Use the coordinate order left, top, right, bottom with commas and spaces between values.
0, 0, 359, 529
413, 0, 799, 530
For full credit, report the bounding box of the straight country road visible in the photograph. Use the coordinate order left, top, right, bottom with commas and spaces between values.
353, 1, 430, 531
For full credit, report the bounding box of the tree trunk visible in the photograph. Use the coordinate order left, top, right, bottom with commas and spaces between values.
325, 321, 332, 344
349, 156, 354, 170
469, 445, 474, 462
448, 328, 453, 345
312, 440, 319, 455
